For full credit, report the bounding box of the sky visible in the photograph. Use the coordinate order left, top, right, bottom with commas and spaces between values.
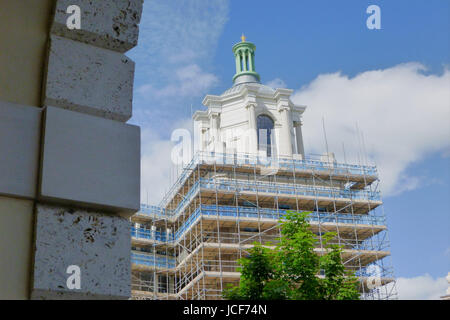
127, 0, 450, 299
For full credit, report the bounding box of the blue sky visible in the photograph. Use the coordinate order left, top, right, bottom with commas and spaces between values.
128, 0, 450, 299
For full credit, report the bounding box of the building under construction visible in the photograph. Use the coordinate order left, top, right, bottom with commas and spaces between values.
130, 36, 397, 300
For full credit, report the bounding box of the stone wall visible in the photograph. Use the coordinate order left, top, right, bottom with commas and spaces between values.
0, 0, 144, 299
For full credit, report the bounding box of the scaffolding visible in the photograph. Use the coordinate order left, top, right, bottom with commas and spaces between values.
130, 151, 398, 300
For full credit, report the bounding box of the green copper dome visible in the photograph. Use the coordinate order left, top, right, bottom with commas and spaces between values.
232, 34, 261, 85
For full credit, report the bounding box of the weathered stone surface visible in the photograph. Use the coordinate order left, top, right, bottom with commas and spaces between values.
44, 35, 135, 122
51, 0, 143, 53
0, 101, 41, 199
31, 204, 131, 299
39, 106, 140, 215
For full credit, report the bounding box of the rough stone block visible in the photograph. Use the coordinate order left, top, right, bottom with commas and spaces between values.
31, 204, 131, 299
51, 0, 143, 53
0, 101, 41, 199
44, 35, 135, 122
39, 106, 140, 215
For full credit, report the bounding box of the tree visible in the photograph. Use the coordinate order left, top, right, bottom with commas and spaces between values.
223, 211, 360, 300
222, 244, 284, 300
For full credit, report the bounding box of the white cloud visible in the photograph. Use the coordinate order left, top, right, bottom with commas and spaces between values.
128, 0, 229, 205
176, 64, 219, 96
265, 78, 287, 88
137, 64, 218, 100
395, 274, 448, 300
131, 0, 229, 68
140, 118, 192, 205
140, 130, 173, 204
291, 63, 450, 196
128, 0, 229, 131
129, 0, 228, 89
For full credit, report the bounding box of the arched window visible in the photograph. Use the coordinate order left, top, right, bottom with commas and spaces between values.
257, 115, 274, 156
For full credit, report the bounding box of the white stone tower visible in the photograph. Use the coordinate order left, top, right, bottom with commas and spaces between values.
193, 35, 306, 159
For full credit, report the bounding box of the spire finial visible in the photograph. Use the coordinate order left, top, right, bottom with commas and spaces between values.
241, 33, 246, 42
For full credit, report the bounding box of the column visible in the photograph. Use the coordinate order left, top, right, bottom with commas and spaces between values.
294, 121, 305, 157
248, 50, 254, 72
246, 103, 258, 155
279, 106, 293, 157
252, 52, 256, 71
210, 113, 219, 143
238, 50, 243, 72
243, 50, 248, 71
209, 113, 221, 155
235, 51, 241, 73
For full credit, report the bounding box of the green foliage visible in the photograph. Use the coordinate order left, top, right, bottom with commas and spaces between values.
223, 211, 360, 300
223, 244, 285, 300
